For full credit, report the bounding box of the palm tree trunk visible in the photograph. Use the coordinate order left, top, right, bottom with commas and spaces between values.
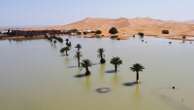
77, 56, 80, 67
100, 54, 103, 63
65, 51, 68, 56
136, 71, 139, 82
100, 53, 103, 59
115, 65, 117, 72
85, 66, 90, 75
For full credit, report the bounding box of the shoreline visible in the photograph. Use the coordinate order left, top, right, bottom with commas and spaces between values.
1, 34, 194, 41
0, 35, 47, 41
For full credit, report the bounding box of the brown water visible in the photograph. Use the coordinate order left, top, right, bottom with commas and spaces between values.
0, 36, 194, 110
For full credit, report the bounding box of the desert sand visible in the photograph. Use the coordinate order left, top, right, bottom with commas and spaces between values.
2, 17, 194, 40
52, 17, 194, 40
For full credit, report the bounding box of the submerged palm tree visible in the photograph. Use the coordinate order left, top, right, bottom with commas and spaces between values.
110, 57, 122, 72
65, 38, 69, 44
67, 41, 72, 47
75, 44, 82, 51
97, 48, 106, 64
65, 38, 72, 47
75, 51, 82, 67
130, 63, 145, 83
81, 59, 92, 76
53, 40, 57, 44
60, 46, 70, 56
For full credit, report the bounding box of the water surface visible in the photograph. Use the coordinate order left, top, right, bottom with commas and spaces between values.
0, 36, 194, 110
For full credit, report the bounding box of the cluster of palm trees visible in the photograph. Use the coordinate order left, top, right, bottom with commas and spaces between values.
59, 38, 145, 83
60, 39, 72, 56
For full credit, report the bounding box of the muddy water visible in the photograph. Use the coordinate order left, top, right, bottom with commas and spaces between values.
0, 36, 194, 110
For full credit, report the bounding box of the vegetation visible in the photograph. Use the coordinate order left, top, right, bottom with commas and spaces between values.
74, 44, 82, 67
6, 29, 63, 37
95, 30, 102, 38
182, 36, 186, 43
110, 35, 118, 39
77, 31, 82, 35
54, 37, 63, 43
60, 46, 70, 56
82, 30, 102, 38
75, 44, 82, 51
53, 40, 57, 44
83, 32, 87, 35
97, 48, 106, 64
65, 38, 69, 45
65, 29, 80, 35
138, 32, 144, 38
182, 36, 186, 39
110, 57, 122, 72
35, 30, 150, 85
81, 59, 92, 76
75, 51, 82, 67
130, 63, 145, 83
109, 27, 118, 35
65, 38, 72, 47
162, 30, 169, 34
96, 30, 102, 35
47, 35, 63, 43
109, 27, 118, 39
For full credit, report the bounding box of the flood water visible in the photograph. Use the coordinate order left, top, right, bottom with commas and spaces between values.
0, 36, 194, 110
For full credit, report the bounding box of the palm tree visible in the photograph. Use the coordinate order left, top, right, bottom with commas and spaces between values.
53, 40, 57, 44
75, 44, 82, 51
96, 30, 102, 35
66, 41, 71, 48
75, 51, 82, 67
130, 63, 145, 83
60, 46, 70, 56
138, 32, 144, 39
162, 30, 169, 34
65, 38, 72, 47
97, 48, 106, 64
81, 59, 92, 76
182, 36, 186, 43
182, 36, 186, 40
110, 57, 122, 72
109, 27, 118, 39
65, 38, 69, 44
109, 27, 118, 35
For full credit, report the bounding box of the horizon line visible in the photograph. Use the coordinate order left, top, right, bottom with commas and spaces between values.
1, 16, 194, 28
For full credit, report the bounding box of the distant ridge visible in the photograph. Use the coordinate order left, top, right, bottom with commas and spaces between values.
3, 17, 194, 39
186, 20, 194, 24
53, 17, 194, 39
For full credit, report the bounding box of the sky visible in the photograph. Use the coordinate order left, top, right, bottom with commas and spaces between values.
0, 0, 194, 27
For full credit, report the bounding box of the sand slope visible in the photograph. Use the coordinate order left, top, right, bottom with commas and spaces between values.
54, 17, 194, 39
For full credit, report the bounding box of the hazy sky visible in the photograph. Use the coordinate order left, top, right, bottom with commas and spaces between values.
0, 0, 194, 26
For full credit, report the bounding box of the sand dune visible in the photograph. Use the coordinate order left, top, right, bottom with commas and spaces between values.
7, 17, 194, 40
53, 17, 194, 39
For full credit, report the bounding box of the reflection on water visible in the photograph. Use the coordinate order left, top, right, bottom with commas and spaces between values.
98, 64, 105, 81
50, 43, 57, 48
64, 56, 70, 63
0, 36, 194, 110
132, 84, 141, 110
111, 74, 120, 88
84, 76, 92, 92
